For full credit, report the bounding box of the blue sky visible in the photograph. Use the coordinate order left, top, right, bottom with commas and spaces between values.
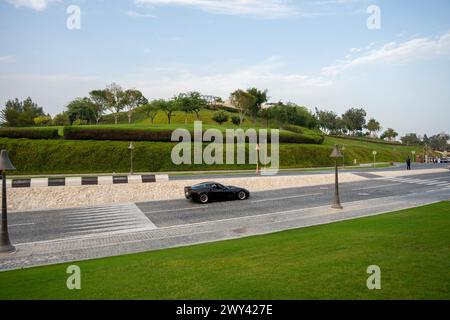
0, 0, 449, 136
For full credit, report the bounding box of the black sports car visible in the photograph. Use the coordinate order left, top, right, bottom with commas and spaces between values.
185, 182, 250, 204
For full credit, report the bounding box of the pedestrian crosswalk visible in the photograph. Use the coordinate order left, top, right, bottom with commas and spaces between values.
379, 176, 450, 188
62, 203, 156, 236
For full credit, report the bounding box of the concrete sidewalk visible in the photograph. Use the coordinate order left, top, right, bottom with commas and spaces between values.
1, 188, 448, 272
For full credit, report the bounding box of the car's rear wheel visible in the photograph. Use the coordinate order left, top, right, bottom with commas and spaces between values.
199, 193, 209, 204
238, 191, 247, 200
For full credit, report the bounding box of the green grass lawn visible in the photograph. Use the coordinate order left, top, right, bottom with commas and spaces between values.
1, 202, 449, 300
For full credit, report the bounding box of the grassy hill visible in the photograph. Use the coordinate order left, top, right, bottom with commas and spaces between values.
0, 108, 420, 175
0, 135, 419, 175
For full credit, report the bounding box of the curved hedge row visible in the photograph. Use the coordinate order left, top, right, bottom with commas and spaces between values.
63, 127, 324, 145
63, 127, 175, 142
0, 128, 59, 140
329, 135, 401, 146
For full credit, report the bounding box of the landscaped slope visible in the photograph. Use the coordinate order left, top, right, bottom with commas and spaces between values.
0, 136, 419, 175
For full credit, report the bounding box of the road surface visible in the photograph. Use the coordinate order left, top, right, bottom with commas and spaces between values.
8, 169, 450, 245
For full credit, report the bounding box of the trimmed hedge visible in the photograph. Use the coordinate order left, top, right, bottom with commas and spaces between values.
329, 135, 402, 146
63, 126, 325, 145
0, 128, 59, 140
283, 124, 305, 134
278, 131, 324, 144
64, 127, 174, 142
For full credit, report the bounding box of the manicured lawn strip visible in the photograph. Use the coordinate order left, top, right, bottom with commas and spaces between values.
1, 202, 449, 300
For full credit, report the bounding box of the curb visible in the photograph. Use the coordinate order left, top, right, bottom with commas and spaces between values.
3, 174, 169, 188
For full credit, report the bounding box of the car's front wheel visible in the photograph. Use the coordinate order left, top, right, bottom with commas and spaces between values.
237, 191, 247, 200
199, 193, 209, 204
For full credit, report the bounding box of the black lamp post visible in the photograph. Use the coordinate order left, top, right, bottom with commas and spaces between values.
330, 145, 343, 209
0, 150, 16, 253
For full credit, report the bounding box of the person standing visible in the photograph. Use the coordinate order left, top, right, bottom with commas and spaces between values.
406, 157, 412, 171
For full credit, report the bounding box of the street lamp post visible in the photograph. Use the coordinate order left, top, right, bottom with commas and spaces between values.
330, 145, 343, 209
373, 151, 377, 169
341, 145, 346, 169
411, 150, 416, 163
0, 150, 16, 253
128, 142, 135, 175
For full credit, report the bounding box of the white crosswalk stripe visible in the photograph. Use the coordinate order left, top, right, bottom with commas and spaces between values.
381, 177, 450, 188
61, 203, 156, 235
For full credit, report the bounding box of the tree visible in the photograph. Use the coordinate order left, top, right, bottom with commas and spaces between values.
89, 90, 110, 124
66, 98, 96, 125
428, 133, 449, 151
187, 92, 207, 120
247, 88, 268, 124
33, 116, 52, 126
400, 133, 421, 146
174, 94, 193, 124
175, 92, 207, 123
139, 101, 160, 124
159, 99, 178, 124
316, 109, 339, 134
342, 108, 367, 135
122, 89, 147, 124
258, 108, 271, 128
229, 89, 256, 126
105, 83, 125, 125
1, 97, 45, 127
366, 118, 381, 137
381, 128, 398, 142
52, 112, 69, 126
212, 111, 229, 125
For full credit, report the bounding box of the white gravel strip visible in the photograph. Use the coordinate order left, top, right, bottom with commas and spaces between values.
8, 173, 365, 212
6, 168, 447, 212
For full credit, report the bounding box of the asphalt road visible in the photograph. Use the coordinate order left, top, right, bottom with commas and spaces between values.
170, 163, 449, 181
8, 169, 450, 245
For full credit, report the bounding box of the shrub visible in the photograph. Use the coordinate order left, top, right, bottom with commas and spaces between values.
212, 111, 229, 125
0, 128, 59, 139
231, 116, 242, 126
33, 116, 52, 127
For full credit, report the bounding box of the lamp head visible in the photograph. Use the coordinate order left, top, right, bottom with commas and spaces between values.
0, 150, 15, 171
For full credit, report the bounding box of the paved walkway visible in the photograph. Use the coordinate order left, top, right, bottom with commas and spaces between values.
1, 188, 448, 272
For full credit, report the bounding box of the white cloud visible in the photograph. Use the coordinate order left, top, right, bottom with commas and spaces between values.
6, 0, 57, 11
322, 31, 450, 76
120, 57, 333, 104
0, 58, 333, 114
0, 55, 16, 63
125, 10, 157, 18
134, 0, 297, 18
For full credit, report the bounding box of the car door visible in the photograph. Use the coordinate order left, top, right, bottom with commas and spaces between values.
210, 184, 227, 201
